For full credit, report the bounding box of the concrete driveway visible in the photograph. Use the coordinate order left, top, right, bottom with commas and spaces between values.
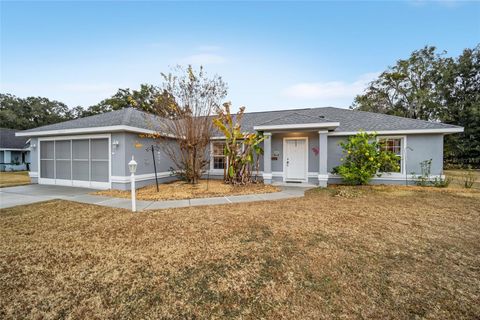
0, 184, 95, 210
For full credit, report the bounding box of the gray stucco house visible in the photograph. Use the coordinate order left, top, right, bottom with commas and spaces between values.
1, 128, 30, 171
16, 107, 463, 190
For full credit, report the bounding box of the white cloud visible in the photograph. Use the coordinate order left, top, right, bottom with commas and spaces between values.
181, 53, 227, 65
283, 72, 379, 100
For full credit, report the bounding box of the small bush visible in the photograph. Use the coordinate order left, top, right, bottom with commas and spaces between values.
463, 169, 477, 188
433, 176, 452, 188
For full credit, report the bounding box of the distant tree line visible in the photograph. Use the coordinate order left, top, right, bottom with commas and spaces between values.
352, 45, 479, 168
0, 84, 178, 130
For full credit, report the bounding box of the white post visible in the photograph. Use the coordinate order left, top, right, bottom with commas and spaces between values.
128, 156, 138, 212
262, 132, 272, 184
318, 131, 328, 187
131, 172, 136, 212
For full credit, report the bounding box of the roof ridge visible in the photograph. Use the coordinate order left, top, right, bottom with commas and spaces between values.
256, 110, 335, 126
257, 111, 299, 126
348, 108, 463, 128
242, 107, 317, 115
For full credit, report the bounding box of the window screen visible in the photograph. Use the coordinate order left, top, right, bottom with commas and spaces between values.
72, 140, 89, 181
40, 141, 55, 178
90, 139, 108, 182
90, 139, 108, 160
55, 140, 71, 180
39, 138, 109, 183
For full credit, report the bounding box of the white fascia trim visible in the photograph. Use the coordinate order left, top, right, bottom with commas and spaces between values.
15, 125, 159, 137
111, 172, 174, 183
29, 171, 39, 178
328, 127, 464, 136
0, 148, 29, 151
254, 122, 340, 131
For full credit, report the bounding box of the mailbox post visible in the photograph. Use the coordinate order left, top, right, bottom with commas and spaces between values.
128, 156, 138, 212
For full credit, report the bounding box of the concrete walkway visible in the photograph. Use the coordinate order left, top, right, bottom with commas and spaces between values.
1, 184, 312, 211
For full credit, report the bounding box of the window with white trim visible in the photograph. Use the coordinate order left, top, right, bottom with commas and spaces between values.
378, 137, 403, 173
212, 142, 226, 170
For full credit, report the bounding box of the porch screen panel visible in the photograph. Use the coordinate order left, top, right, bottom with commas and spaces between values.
72, 139, 89, 181
55, 140, 71, 180
90, 139, 109, 182
40, 141, 54, 178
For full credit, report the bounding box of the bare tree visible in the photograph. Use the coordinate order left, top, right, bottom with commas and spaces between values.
152, 65, 227, 184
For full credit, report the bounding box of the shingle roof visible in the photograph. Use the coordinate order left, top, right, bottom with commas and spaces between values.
19, 106, 462, 136
0, 128, 29, 149
20, 108, 166, 133
240, 107, 461, 132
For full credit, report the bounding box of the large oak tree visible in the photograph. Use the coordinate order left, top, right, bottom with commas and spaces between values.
352, 45, 480, 167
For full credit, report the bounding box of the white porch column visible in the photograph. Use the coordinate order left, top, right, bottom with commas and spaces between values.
262, 132, 272, 184
3, 150, 11, 164
318, 131, 328, 187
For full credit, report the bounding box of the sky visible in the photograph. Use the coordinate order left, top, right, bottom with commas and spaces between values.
1, 1, 479, 112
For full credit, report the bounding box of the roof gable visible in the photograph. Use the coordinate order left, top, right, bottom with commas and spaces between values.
0, 128, 29, 149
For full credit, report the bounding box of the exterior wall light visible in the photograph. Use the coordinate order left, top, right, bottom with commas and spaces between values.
112, 140, 120, 153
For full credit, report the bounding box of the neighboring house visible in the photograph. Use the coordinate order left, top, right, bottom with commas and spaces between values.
16, 107, 463, 190
1, 128, 30, 172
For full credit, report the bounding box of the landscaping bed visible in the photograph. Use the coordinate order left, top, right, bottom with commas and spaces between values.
95, 179, 280, 200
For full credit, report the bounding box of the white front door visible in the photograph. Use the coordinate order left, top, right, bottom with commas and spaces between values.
284, 138, 307, 181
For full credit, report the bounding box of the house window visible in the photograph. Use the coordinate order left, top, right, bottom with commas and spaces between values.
212, 142, 226, 170
378, 137, 403, 173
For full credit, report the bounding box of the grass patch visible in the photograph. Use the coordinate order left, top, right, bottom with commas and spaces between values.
0, 171, 30, 188
445, 169, 480, 190
1, 186, 479, 318
95, 179, 280, 200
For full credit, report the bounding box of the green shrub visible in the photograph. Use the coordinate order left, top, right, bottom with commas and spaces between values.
332, 132, 401, 185
433, 176, 452, 188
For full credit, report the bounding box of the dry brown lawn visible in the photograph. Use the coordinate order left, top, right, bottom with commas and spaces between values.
95, 179, 280, 200
445, 169, 480, 190
0, 171, 30, 188
1, 186, 479, 319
